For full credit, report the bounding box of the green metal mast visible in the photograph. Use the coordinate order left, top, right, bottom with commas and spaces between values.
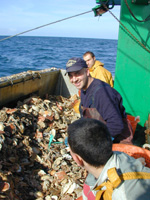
114, 0, 150, 126
93, 0, 150, 127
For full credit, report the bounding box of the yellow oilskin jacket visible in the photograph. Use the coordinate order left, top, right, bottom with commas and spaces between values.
89, 60, 114, 87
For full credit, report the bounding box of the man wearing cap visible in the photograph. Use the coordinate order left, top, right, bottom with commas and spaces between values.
66, 57, 133, 144
83, 51, 113, 87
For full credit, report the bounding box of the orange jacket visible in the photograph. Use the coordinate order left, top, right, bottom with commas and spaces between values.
89, 60, 114, 87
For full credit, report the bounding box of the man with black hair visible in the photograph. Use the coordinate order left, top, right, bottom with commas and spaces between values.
66, 57, 133, 144
68, 118, 150, 200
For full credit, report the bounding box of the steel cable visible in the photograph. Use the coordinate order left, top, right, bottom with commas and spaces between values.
0, 10, 92, 42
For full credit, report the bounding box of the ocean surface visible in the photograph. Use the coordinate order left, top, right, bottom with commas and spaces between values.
0, 36, 118, 78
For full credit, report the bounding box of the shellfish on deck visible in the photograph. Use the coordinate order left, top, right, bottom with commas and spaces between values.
0, 94, 86, 200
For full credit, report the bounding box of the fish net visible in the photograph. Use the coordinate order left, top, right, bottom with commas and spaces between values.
113, 143, 150, 168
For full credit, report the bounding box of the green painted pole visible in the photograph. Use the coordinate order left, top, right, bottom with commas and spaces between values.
114, 0, 150, 126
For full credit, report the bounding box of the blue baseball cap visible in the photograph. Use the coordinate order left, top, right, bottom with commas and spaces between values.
65, 57, 87, 74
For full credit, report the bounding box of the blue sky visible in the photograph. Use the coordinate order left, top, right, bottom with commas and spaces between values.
0, 0, 121, 39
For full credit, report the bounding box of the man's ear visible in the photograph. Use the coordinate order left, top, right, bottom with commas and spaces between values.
73, 154, 84, 167
70, 150, 84, 167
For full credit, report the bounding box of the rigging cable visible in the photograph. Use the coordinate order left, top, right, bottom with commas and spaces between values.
0, 10, 92, 42
124, 0, 150, 22
102, 4, 150, 53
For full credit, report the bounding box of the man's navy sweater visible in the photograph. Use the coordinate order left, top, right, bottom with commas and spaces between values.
80, 79, 126, 138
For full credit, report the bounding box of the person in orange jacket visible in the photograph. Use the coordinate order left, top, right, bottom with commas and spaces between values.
83, 51, 113, 87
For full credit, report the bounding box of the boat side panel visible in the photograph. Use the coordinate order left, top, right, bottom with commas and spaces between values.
0, 70, 60, 107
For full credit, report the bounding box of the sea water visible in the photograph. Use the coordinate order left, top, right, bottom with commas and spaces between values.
0, 36, 118, 78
